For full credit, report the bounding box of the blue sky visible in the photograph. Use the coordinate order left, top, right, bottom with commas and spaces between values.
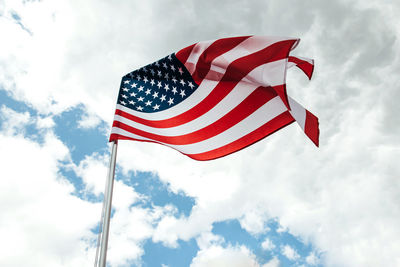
1, 1, 400, 267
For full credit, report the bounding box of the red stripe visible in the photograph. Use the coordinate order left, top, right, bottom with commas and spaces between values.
109, 133, 205, 158
185, 111, 295, 160
221, 40, 296, 111
175, 43, 196, 64
304, 110, 319, 147
115, 84, 286, 129
113, 87, 278, 145
191, 36, 251, 84
288, 56, 314, 80
109, 111, 294, 160
114, 40, 297, 129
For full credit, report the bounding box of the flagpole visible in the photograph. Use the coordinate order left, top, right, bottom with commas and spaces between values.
96, 140, 118, 267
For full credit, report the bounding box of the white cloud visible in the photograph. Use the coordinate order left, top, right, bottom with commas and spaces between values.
36, 116, 55, 129
196, 232, 225, 250
261, 238, 276, 251
190, 245, 260, 267
262, 257, 280, 267
239, 209, 270, 235
0, 105, 31, 135
306, 252, 319, 266
0, 118, 99, 266
281, 245, 300, 261
72, 153, 108, 196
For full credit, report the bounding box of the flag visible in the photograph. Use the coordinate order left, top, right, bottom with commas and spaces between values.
110, 36, 319, 160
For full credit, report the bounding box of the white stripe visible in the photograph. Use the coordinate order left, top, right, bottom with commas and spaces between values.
287, 56, 314, 69
288, 96, 306, 130
112, 96, 287, 154
115, 60, 288, 121
184, 40, 215, 73
114, 82, 259, 136
212, 36, 294, 65
293, 56, 314, 64
111, 128, 152, 142
241, 59, 287, 86
203, 36, 296, 82
287, 62, 296, 69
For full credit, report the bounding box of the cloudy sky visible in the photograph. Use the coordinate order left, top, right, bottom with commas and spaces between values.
1, 0, 399, 266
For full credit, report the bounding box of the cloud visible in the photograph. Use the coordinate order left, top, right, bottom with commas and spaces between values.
262, 257, 280, 267
306, 252, 319, 266
77, 111, 103, 129
196, 232, 225, 250
0, 105, 31, 135
239, 209, 270, 235
36, 115, 55, 129
0, 109, 99, 267
190, 245, 260, 267
72, 153, 109, 196
261, 238, 276, 251
281, 245, 300, 261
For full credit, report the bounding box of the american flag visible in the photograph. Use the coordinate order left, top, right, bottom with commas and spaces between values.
110, 36, 319, 160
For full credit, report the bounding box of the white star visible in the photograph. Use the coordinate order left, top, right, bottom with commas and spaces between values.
160, 95, 166, 102
138, 86, 144, 92
130, 92, 137, 97
136, 106, 143, 111
122, 94, 128, 99
170, 65, 176, 71
136, 74, 141, 80
150, 79, 155, 86
162, 62, 168, 69
150, 69, 155, 75
138, 96, 144, 102
131, 82, 137, 88
155, 61, 160, 67
164, 73, 169, 80
172, 77, 177, 84
172, 86, 178, 95
152, 92, 159, 98
168, 98, 174, 105
120, 100, 126, 105
124, 80, 130, 84
129, 100, 135, 105
180, 79, 186, 86
122, 87, 129, 92
188, 81, 195, 89
157, 81, 162, 89
143, 76, 148, 83
145, 88, 151, 95
164, 84, 170, 91
167, 54, 172, 61
178, 67, 184, 75
153, 104, 160, 110
143, 67, 148, 73
157, 70, 162, 77
180, 90, 186, 98
145, 100, 152, 106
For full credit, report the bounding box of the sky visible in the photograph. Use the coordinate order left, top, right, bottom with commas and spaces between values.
0, 0, 399, 266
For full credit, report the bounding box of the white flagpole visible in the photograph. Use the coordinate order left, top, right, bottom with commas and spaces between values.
96, 140, 118, 267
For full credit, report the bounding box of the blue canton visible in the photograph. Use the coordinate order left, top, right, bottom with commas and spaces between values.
117, 54, 199, 113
